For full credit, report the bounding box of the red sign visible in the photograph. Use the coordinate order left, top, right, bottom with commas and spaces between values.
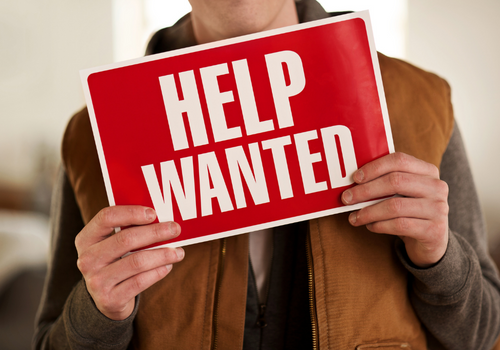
81, 11, 394, 248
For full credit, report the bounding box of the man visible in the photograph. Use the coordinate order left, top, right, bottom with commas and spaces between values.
34, 0, 500, 349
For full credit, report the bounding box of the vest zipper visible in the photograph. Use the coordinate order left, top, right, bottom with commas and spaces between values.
212, 238, 227, 350
306, 234, 318, 350
256, 303, 267, 328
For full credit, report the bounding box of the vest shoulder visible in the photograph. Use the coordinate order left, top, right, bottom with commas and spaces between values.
61, 107, 107, 224
377, 52, 451, 99
377, 53, 455, 167
61, 107, 93, 169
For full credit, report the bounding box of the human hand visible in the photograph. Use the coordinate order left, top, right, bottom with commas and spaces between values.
341, 152, 449, 268
75, 206, 185, 320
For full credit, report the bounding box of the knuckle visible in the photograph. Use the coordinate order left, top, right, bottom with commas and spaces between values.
393, 152, 411, 168
151, 267, 165, 282
388, 172, 405, 191
370, 160, 382, 175
434, 215, 448, 231
155, 268, 166, 280
395, 217, 411, 233
437, 201, 449, 217
436, 180, 449, 197
156, 266, 171, 279
130, 252, 147, 271
100, 294, 116, 310
432, 165, 440, 178
437, 221, 449, 236
114, 231, 134, 249
76, 257, 86, 274
74, 234, 83, 250
359, 184, 372, 198
133, 273, 148, 292
387, 197, 404, 215
85, 274, 103, 293
150, 222, 179, 242
76, 253, 91, 274
164, 248, 178, 263
151, 223, 166, 241
428, 222, 447, 243
97, 207, 115, 225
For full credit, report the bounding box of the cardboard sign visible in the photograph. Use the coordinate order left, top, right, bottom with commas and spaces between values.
81, 11, 394, 249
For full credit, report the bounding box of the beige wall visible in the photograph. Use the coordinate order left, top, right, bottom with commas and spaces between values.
406, 0, 500, 244
0, 0, 113, 189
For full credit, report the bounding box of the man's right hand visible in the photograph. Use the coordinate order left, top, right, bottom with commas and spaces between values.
75, 206, 185, 321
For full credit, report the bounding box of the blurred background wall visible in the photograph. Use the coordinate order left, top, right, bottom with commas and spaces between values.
406, 0, 500, 247
0, 1, 499, 349
0, 1, 115, 349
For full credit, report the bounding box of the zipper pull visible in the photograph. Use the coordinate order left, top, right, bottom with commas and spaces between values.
256, 304, 267, 328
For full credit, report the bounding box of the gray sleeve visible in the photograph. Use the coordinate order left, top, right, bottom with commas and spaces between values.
33, 166, 137, 350
396, 122, 500, 350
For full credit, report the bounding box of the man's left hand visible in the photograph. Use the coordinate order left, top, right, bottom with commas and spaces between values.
341, 152, 449, 268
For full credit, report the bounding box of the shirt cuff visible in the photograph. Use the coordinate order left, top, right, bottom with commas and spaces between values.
63, 279, 138, 349
396, 231, 476, 304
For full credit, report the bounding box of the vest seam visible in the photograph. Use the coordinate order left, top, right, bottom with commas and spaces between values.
314, 218, 332, 349
236, 237, 250, 349
200, 241, 215, 349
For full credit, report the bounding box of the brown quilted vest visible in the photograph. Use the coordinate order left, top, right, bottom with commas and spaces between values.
62, 53, 454, 349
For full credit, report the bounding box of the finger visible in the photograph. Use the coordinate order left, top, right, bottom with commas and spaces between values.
352, 208, 448, 245
364, 217, 448, 267
111, 264, 175, 310
108, 221, 181, 258
81, 221, 181, 268
342, 172, 448, 205
76, 206, 157, 251
102, 247, 185, 288
366, 216, 431, 239
353, 152, 440, 184
90, 264, 174, 320
348, 197, 448, 227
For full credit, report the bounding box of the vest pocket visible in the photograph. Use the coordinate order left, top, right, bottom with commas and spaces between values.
356, 342, 411, 349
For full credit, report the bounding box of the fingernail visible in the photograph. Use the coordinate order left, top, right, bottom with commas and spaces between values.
175, 248, 185, 260
354, 169, 364, 183
165, 264, 173, 272
168, 221, 180, 236
145, 208, 156, 221
343, 190, 353, 204
349, 212, 357, 225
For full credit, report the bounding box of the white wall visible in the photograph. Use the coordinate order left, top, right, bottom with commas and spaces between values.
406, 0, 500, 243
318, 0, 408, 59
0, 0, 113, 189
